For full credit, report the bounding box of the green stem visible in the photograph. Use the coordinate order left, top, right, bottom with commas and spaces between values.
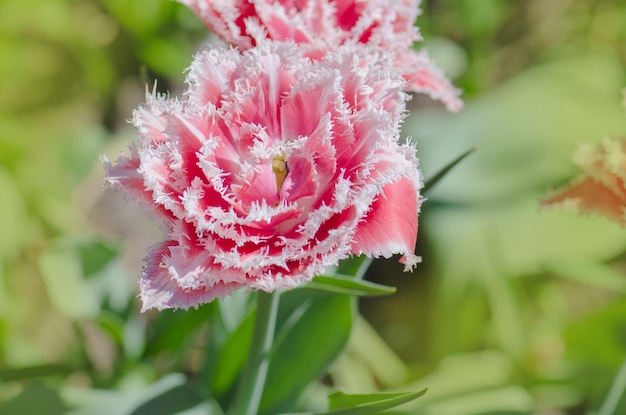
228, 290, 280, 415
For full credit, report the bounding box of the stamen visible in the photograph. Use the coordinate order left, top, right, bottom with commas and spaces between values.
272, 154, 288, 191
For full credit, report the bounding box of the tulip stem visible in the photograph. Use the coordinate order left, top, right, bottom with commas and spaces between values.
228, 290, 280, 415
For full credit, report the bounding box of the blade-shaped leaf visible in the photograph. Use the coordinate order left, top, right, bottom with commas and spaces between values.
63, 373, 223, 415
259, 293, 354, 414
144, 303, 214, 356
422, 148, 475, 195
211, 309, 255, 396
129, 383, 205, 415
305, 275, 396, 297
320, 389, 427, 415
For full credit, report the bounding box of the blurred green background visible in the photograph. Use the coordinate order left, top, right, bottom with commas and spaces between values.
0, 0, 625, 414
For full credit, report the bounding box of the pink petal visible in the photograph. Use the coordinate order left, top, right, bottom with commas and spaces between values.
106, 42, 423, 311
103, 147, 175, 222
140, 241, 244, 311
280, 72, 340, 139
232, 164, 280, 207
258, 9, 311, 43
351, 177, 420, 268
334, 0, 362, 31
401, 49, 463, 112
280, 153, 318, 202
178, 0, 462, 111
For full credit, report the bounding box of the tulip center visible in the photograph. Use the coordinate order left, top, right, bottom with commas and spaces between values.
272, 154, 288, 192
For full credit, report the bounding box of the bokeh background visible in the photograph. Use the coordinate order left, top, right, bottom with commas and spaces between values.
1, 0, 625, 414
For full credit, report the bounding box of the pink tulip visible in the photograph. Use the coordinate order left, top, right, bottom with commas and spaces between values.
104, 42, 422, 310
179, 0, 463, 111
543, 138, 626, 225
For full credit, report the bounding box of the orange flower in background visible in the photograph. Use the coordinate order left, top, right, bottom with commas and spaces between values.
543, 137, 626, 225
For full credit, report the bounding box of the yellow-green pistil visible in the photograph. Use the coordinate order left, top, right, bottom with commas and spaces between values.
272, 154, 288, 192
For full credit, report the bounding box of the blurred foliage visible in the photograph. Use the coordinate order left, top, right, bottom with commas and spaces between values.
0, 0, 625, 414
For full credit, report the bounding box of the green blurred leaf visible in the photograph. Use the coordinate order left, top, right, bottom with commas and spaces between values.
396, 385, 534, 415
259, 293, 354, 414
129, 384, 204, 415
79, 239, 119, 277
407, 53, 626, 204
37, 242, 100, 319
0, 363, 74, 382
319, 389, 427, 415
546, 260, 626, 293
595, 360, 626, 415
0, 385, 68, 415
305, 275, 396, 297
481, 266, 525, 359
102, 0, 176, 37
138, 37, 193, 78
97, 311, 126, 346
63, 373, 218, 415
0, 169, 31, 259
330, 316, 409, 391
394, 352, 534, 415
55, 126, 108, 186
565, 297, 626, 370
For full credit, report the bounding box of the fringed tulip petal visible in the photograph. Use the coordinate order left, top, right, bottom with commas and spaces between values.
352, 176, 421, 270
179, 0, 462, 110
105, 42, 423, 310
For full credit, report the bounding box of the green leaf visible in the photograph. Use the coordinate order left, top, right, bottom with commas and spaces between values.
597, 360, 626, 415
129, 383, 204, 415
63, 373, 224, 415
546, 260, 626, 293
78, 239, 119, 277
320, 390, 427, 415
102, 0, 175, 37
218, 289, 252, 333
0, 169, 31, 259
144, 303, 214, 356
259, 293, 354, 414
394, 351, 534, 414
139, 37, 193, 78
198, 293, 253, 394
0, 385, 68, 415
96, 311, 126, 346
330, 316, 409, 390
407, 53, 626, 205
0, 364, 74, 382
305, 275, 396, 297
211, 309, 255, 396
336, 255, 373, 279
565, 297, 626, 370
37, 242, 100, 319
422, 148, 475, 195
